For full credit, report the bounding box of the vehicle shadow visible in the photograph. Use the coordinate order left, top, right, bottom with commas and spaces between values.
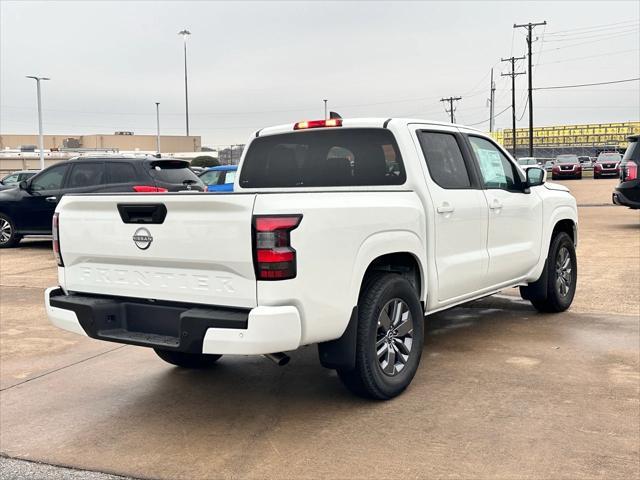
16, 239, 52, 249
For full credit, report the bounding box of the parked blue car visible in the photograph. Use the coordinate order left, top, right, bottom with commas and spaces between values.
198, 165, 237, 192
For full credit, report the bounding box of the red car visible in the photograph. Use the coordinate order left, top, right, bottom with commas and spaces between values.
552, 155, 582, 180
594, 152, 622, 179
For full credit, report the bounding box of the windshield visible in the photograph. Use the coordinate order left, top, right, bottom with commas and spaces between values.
556, 155, 578, 164
597, 153, 622, 163
240, 128, 405, 188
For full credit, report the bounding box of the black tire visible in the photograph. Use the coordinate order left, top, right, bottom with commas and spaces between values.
577, 173, 582, 180
594, 173, 599, 179
0, 214, 21, 248
154, 349, 222, 368
520, 231, 577, 313
552, 175, 557, 180
337, 274, 424, 400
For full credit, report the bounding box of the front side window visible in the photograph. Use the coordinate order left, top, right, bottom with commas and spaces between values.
239, 128, 405, 188
30, 164, 69, 191
417, 131, 471, 189
468, 136, 520, 191
67, 163, 105, 188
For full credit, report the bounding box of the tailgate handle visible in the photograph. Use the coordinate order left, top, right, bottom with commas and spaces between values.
117, 203, 167, 224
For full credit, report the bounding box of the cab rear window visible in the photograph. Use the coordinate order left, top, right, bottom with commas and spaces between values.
239, 128, 405, 188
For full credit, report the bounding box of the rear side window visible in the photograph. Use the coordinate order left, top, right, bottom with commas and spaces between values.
239, 128, 405, 188
225, 170, 236, 184
67, 163, 105, 188
622, 140, 637, 162
148, 161, 202, 185
417, 131, 471, 189
107, 162, 137, 184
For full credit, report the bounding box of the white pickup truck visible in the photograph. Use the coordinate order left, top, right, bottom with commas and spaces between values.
46, 118, 578, 399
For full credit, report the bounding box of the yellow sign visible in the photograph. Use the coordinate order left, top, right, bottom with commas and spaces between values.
491, 121, 640, 148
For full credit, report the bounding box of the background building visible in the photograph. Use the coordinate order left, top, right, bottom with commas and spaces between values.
492, 121, 640, 158
0, 133, 201, 153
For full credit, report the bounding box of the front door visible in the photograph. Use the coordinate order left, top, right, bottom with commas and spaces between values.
414, 128, 489, 303
21, 164, 69, 232
467, 135, 543, 286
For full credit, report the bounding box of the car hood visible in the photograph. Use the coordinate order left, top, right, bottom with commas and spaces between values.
544, 182, 570, 193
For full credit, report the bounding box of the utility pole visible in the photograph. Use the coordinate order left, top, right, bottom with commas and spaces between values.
155, 102, 161, 155
26, 76, 50, 170
178, 28, 191, 136
440, 96, 462, 123
514, 20, 546, 157
323, 99, 328, 120
488, 68, 496, 133
501, 56, 526, 156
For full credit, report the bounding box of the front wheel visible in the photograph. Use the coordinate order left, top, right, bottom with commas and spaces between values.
0, 214, 21, 248
154, 349, 222, 368
520, 231, 577, 312
337, 274, 424, 400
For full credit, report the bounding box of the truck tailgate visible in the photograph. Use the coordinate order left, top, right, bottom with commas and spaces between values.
57, 193, 257, 308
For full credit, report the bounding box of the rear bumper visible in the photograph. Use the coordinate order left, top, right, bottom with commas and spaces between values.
613, 188, 640, 209
45, 287, 302, 355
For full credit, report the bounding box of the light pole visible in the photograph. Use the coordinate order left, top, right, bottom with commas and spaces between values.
26, 75, 50, 170
178, 28, 191, 136
323, 99, 328, 120
155, 102, 161, 155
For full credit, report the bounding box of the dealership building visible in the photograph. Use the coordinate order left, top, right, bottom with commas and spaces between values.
0, 132, 201, 153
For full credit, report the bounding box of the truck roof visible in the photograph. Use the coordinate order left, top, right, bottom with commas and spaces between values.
254, 117, 485, 138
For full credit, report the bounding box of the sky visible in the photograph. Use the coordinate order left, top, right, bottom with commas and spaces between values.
1, 0, 639, 147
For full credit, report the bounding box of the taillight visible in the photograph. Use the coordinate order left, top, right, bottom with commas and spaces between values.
52, 212, 63, 267
133, 185, 168, 193
253, 215, 302, 280
294, 119, 342, 130
624, 160, 638, 181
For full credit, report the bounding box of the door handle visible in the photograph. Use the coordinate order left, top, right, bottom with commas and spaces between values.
437, 202, 455, 214
46, 196, 58, 203
489, 199, 503, 210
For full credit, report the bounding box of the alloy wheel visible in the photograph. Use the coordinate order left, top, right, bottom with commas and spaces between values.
0, 218, 11, 245
555, 246, 572, 297
376, 298, 414, 376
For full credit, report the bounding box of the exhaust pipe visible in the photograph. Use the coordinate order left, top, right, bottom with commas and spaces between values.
263, 352, 290, 366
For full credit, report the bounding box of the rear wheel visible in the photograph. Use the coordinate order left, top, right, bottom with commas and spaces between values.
337, 274, 424, 400
520, 231, 577, 313
154, 349, 222, 368
577, 173, 582, 180
594, 173, 600, 179
0, 214, 21, 248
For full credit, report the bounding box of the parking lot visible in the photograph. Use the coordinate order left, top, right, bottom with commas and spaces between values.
0, 178, 638, 479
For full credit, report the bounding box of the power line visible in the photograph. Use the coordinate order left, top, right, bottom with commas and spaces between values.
466, 105, 511, 127
534, 30, 640, 54
538, 48, 640, 65
534, 77, 640, 90
545, 20, 639, 36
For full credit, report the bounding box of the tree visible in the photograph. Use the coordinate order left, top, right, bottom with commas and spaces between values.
191, 155, 220, 168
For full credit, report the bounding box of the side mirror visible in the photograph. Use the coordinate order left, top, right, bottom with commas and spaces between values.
526, 167, 546, 187
19, 180, 29, 190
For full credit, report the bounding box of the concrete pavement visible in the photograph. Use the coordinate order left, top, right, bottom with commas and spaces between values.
1, 178, 638, 479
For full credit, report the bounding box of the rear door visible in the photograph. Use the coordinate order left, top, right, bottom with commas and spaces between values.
414, 128, 489, 302
466, 135, 543, 285
57, 193, 258, 307
62, 161, 108, 196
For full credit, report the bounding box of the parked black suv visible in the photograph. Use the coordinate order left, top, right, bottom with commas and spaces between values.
613, 135, 639, 209
0, 156, 204, 247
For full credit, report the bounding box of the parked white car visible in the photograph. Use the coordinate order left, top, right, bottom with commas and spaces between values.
45, 118, 578, 399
